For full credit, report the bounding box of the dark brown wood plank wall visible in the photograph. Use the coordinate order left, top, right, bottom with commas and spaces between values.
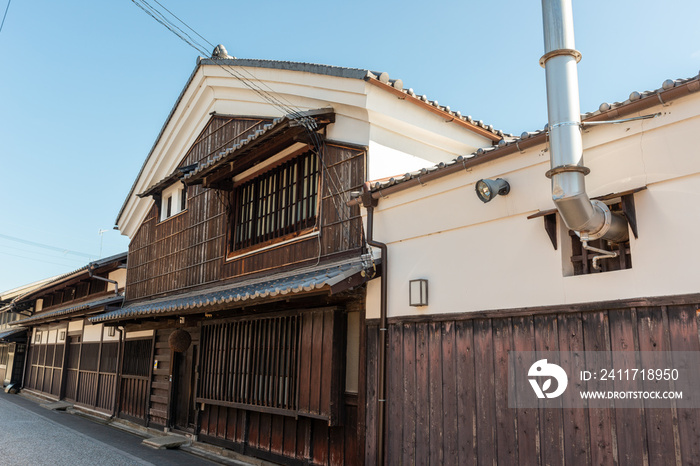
126, 118, 366, 303
146, 327, 199, 428
126, 117, 270, 302
149, 329, 172, 427
368, 303, 700, 465
199, 402, 359, 465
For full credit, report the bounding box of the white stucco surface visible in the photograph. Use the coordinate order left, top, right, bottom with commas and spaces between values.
366, 92, 700, 318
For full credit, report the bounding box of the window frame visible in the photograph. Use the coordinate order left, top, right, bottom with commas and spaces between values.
157, 181, 188, 223
227, 149, 321, 257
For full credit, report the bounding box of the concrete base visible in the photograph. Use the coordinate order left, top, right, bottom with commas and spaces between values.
40, 401, 72, 411
142, 434, 188, 450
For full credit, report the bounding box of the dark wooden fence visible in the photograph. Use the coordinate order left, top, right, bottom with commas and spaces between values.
366, 301, 700, 465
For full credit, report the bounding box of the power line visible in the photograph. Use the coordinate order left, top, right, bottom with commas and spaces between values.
0, 233, 95, 259
0, 251, 87, 269
128, 0, 357, 242
0, 0, 11, 34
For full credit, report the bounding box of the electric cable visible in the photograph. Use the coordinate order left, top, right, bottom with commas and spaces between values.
0, 0, 11, 34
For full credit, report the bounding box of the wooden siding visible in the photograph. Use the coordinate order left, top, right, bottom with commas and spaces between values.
25, 338, 118, 413
119, 337, 154, 423
198, 308, 343, 423
366, 303, 700, 465
148, 329, 173, 427
199, 400, 360, 465
126, 115, 365, 302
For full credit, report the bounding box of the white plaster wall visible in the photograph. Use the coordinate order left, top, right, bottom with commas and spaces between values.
82, 323, 103, 342
68, 320, 83, 333
107, 268, 127, 292
118, 64, 494, 238
102, 326, 120, 342
369, 93, 700, 318
126, 330, 154, 339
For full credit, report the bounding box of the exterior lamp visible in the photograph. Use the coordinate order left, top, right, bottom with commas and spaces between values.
409, 279, 429, 307
475, 178, 510, 203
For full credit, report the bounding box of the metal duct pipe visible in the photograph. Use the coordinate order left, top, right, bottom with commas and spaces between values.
541, 0, 628, 243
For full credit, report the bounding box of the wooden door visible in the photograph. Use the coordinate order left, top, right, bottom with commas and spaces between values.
172, 342, 198, 432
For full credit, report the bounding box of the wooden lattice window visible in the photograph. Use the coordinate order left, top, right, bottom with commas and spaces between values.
199, 314, 301, 412
198, 309, 343, 424
231, 150, 319, 252
0, 345, 8, 365
570, 202, 632, 275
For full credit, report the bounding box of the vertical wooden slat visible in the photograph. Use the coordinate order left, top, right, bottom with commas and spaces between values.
667, 305, 700, 465
636, 306, 679, 466
581, 311, 617, 466
534, 314, 564, 466
493, 318, 518, 465
428, 321, 444, 465
401, 323, 417, 465
298, 314, 313, 412
320, 311, 335, 418
414, 322, 431, 466
474, 319, 497, 465
557, 313, 591, 466
609, 308, 648, 466
309, 312, 324, 415
387, 323, 403, 463
511, 316, 540, 466
441, 321, 458, 466
365, 325, 378, 466
455, 320, 477, 466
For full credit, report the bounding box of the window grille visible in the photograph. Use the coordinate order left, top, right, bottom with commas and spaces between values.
199, 315, 300, 411
231, 151, 319, 251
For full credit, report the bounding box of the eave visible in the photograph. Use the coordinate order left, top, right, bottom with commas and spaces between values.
183, 108, 335, 190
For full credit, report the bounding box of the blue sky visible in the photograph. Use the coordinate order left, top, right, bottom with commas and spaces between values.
1, 0, 699, 291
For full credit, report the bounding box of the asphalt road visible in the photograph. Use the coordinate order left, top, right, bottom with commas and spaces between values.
0, 392, 219, 466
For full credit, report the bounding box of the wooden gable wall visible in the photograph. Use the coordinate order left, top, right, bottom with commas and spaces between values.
126, 116, 366, 302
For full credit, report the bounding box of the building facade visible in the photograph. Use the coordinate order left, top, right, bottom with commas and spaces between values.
356, 74, 700, 464
8, 253, 127, 413
88, 54, 504, 465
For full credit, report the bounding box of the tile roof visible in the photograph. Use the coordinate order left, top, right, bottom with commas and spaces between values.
7, 252, 128, 306
89, 257, 376, 324
117, 57, 507, 225
11, 295, 124, 326
357, 73, 700, 195
182, 108, 334, 185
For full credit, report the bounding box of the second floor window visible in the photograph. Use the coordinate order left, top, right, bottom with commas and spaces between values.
231, 150, 319, 252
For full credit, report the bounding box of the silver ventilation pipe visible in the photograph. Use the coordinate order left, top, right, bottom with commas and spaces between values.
541, 0, 628, 243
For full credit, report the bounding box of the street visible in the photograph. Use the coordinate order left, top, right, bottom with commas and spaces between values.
0, 392, 219, 466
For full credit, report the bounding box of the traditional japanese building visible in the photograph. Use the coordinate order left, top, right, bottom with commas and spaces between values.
352, 40, 700, 466
8, 253, 127, 412
90, 51, 504, 464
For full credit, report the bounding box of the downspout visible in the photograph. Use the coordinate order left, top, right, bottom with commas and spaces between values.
87, 263, 120, 297
110, 326, 124, 419
361, 181, 387, 466
541, 0, 628, 243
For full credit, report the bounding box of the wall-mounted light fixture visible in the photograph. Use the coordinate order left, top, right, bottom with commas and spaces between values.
59, 331, 66, 341
475, 178, 510, 203
107, 327, 116, 337
409, 279, 429, 307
